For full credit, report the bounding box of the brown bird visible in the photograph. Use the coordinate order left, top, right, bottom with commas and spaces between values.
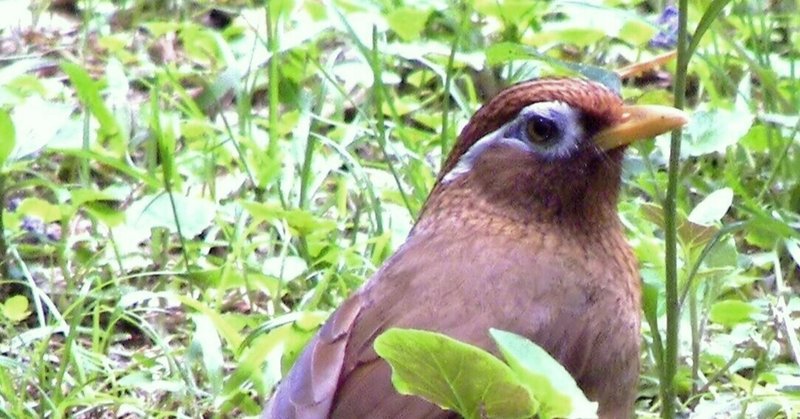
263, 77, 687, 419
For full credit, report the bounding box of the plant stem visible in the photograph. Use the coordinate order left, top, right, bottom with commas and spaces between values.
662, 0, 689, 417
440, 3, 470, 166
265, 1, 281, 203
0, 173, 6, 279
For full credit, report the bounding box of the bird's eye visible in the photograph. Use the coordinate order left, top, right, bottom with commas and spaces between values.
525, 115, 559, 145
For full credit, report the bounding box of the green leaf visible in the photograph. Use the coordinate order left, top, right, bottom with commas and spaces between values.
70, 188, 125, 206
618, 19, 656, 46
660, 109, 753, 157
704, 237, 739, 268
1, 295, 31, 323
490, 329, 598, 419
485, 42, 534, 66
786, 239, 800, 267
474, 0, 538, 25
686, 0, 735, 59
178, 294, 244, 350
537, 28, 605, 48
688, 188, 733, 226
484, 42, 620, 94
190, 314, 225, 393
374, 328, 536, 419
242, 201, 337, 236
387, 7, 431, 41
8, 97, 72, 160
60, 61, 123, 146
739, 124, 770, 152
709, 300, 758, 327
0, 109, 14, 167
17, 197, 62, 222
125, 193, 216, 239
262, 256, 308, 284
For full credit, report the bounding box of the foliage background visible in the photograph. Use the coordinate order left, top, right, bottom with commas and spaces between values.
0, 0, 798, 417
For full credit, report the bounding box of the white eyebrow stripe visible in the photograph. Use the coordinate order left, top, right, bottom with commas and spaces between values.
441, 130, 528, 184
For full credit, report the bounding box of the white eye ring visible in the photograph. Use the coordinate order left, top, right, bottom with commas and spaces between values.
514, 101, 584, 159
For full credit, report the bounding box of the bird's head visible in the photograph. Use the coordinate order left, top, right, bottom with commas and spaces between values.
417, 77, 688, 230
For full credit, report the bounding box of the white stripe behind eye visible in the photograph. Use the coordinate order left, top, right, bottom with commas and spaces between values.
441, 127, 528, 184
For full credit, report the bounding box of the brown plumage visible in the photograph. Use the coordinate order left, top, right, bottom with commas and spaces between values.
263, 77, 687, 419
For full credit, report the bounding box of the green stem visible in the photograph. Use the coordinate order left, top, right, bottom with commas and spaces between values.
264, 1, 281, 205
440, 2, 470, 166
369, 27, 413, 218
662, 0, 690, 417
0, 173, 6, 279
689, 287, 699, 393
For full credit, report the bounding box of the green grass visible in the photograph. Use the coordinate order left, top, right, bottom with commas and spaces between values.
0, 0, 799, 417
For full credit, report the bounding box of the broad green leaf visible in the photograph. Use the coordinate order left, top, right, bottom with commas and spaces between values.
531, 28, 605, 48
658, 109, 753, 157
242, 201, 337, 236
485, 42, 534, 66
17, 197, 62, 222
739, 125, 770, 152
704, 237, 739, 269
374, 328, 536, 419
262, 256, 308, 284
387, 7, 430, 41
178, 295, 243, 350
474, 0, 538, 25
70, 188, 125, 206
688, 188, 733, 226
740, 204, 800, 249
125, 193, 216, 239
709, 300, 758, 327
490, 329, 598, 419
618, 19, 656, 46
484, 43, 620, 94
8, 96, 72, 160
196, 66, 242, 116
190, 314, 224, 393
2, 295, 31, 323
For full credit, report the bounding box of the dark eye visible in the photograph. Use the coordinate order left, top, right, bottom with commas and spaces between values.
525, 115, 559, 144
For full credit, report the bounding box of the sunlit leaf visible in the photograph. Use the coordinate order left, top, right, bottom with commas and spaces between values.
658, 109, 753, 157
1, 295, 31, 323
375, 328, 536, 419
490, 329, 598, 419
125, 193, 216, 239
688, 188, 734, 226
387, 7, 430, 41
0, 109, 14, 167
709, 300, 758, 327
190, 314, 225, 393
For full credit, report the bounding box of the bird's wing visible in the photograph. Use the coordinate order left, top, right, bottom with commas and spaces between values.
265, 228, 629, 418
263, 291, 364, 418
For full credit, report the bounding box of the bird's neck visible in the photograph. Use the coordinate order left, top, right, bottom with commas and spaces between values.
414, 152, 626, 237
414, 187, 620, 241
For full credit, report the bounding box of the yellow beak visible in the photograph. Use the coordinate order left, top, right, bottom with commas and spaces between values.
594, 105, 689, 150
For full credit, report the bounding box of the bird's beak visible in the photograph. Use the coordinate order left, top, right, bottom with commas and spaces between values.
593, 105, 689, 150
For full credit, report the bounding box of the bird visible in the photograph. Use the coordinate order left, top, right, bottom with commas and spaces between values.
263, 77, 688, 419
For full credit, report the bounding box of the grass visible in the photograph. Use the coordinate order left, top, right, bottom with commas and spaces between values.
0, 0, 799, 418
